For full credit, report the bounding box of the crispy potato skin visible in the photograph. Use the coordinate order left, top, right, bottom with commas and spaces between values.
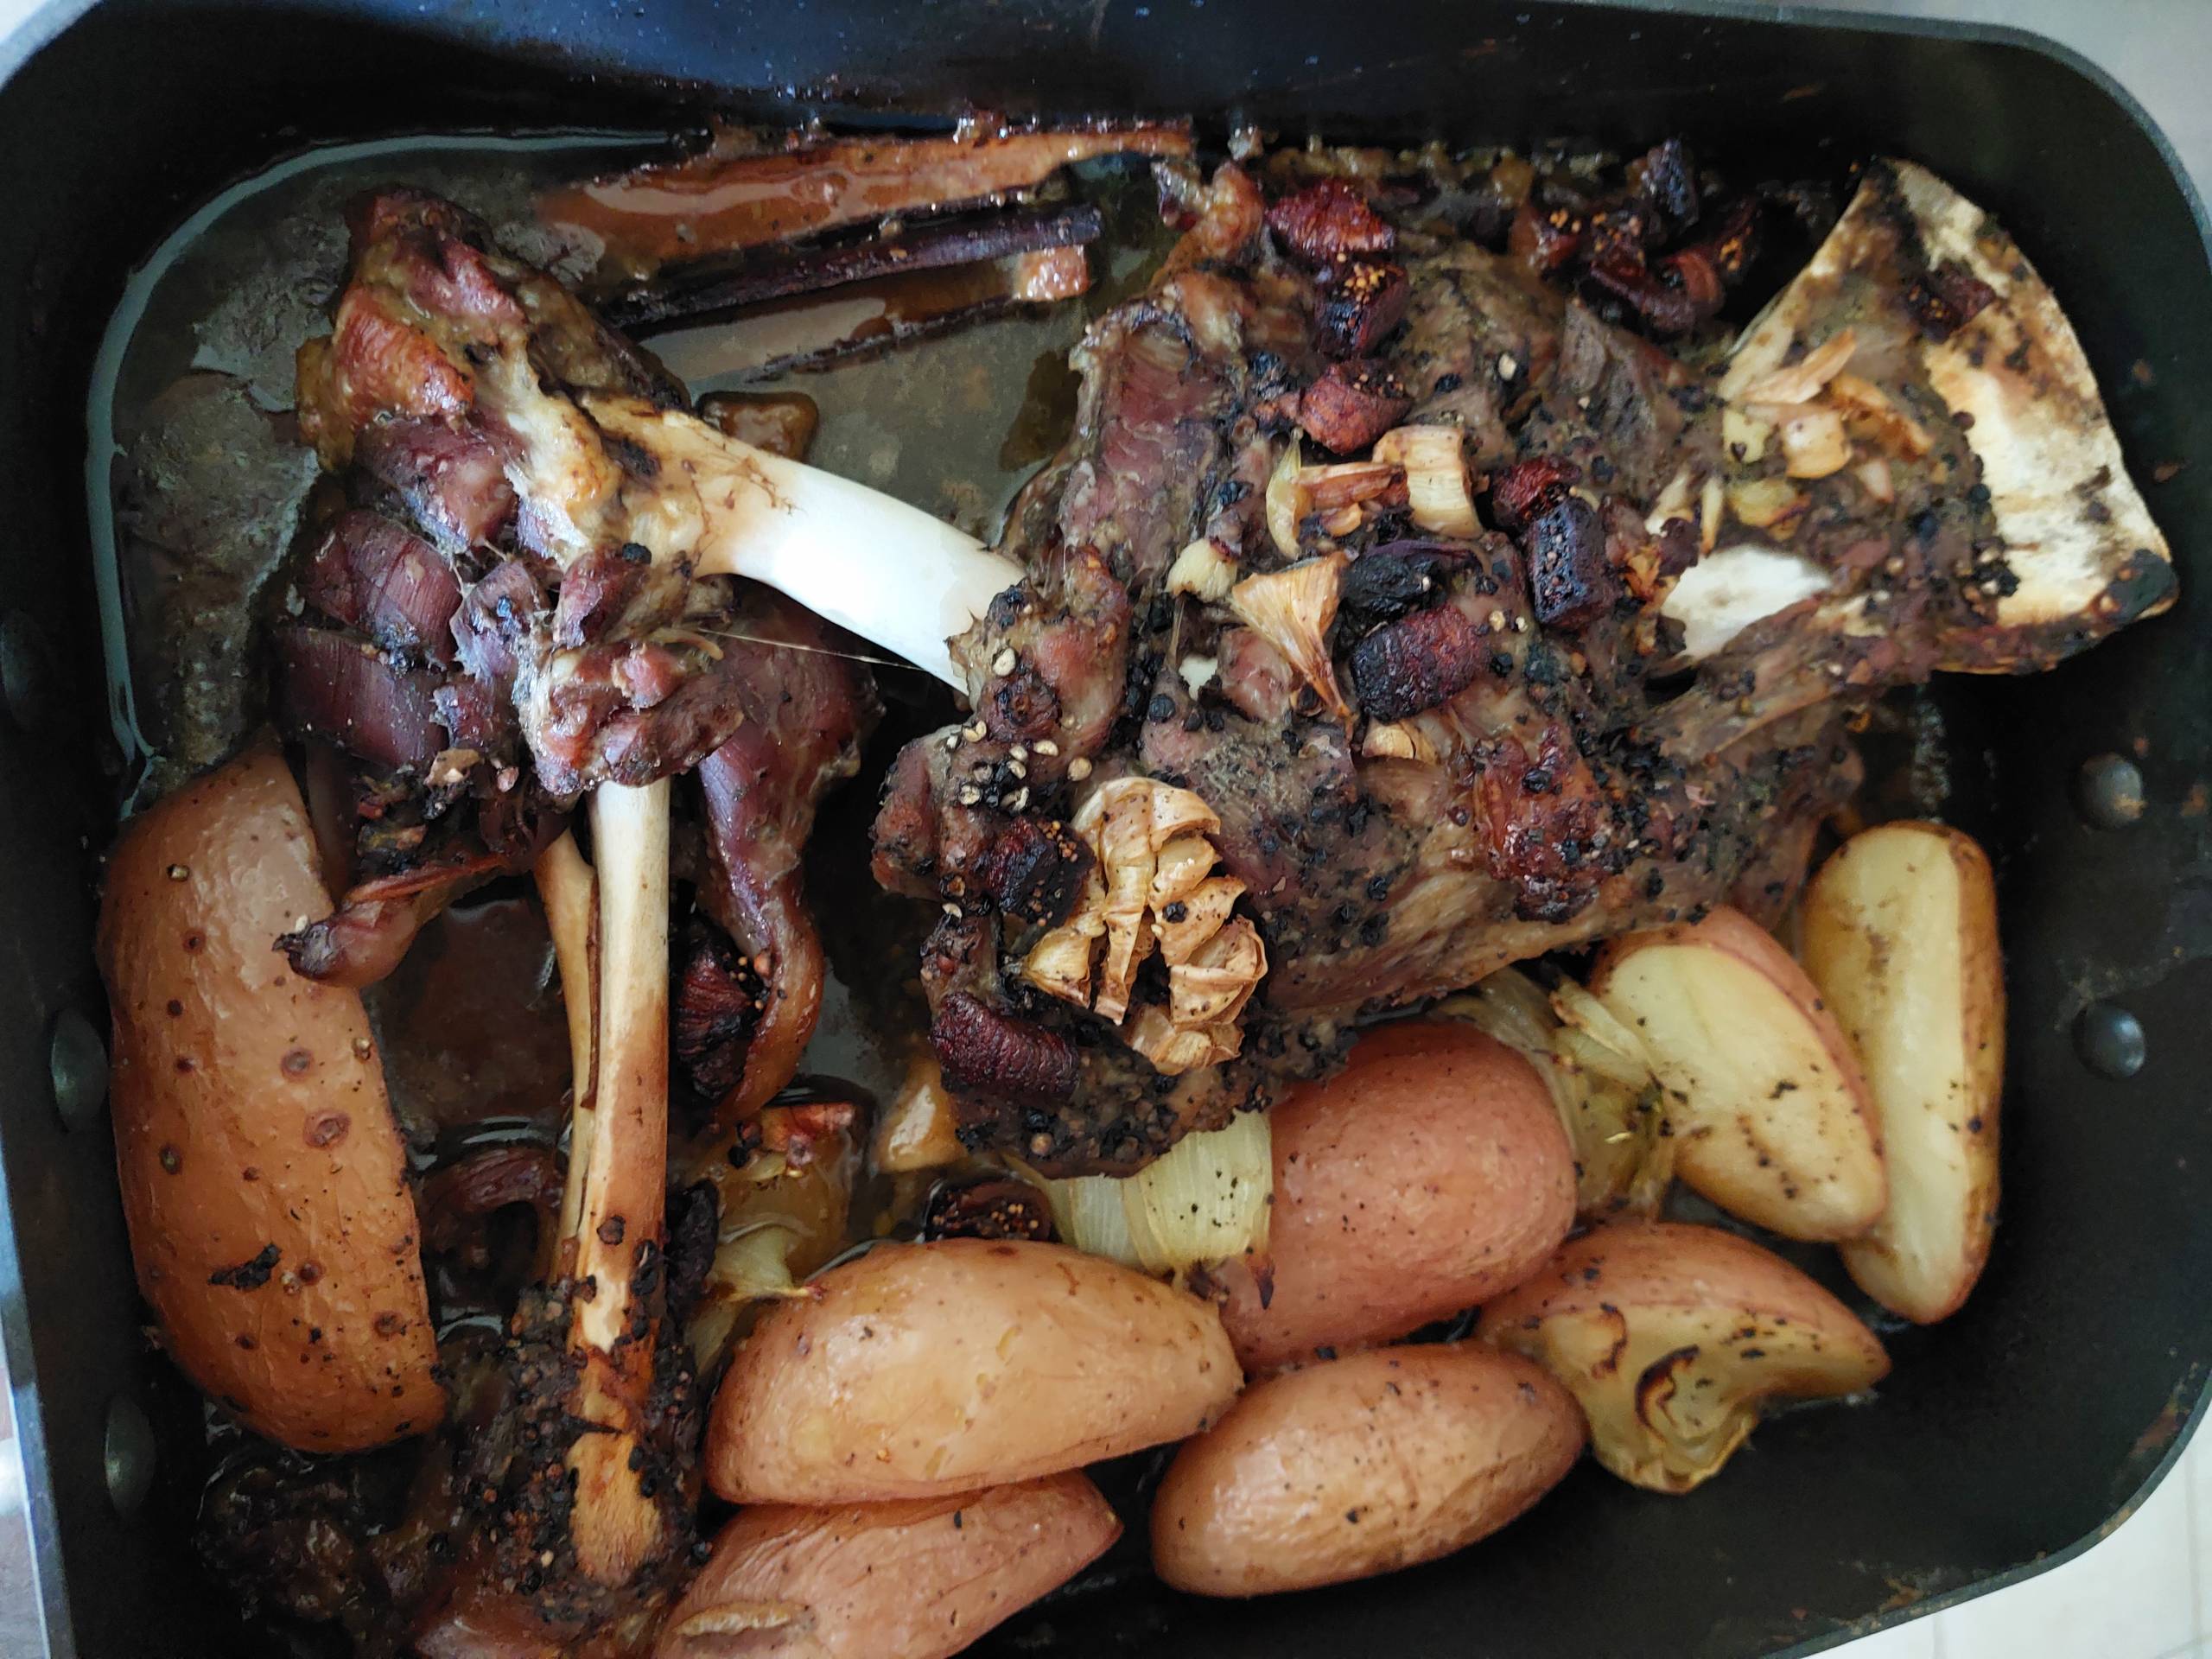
1216, 1023, 1574, 1371
1592, 906, 1885, 1240
1478, 1220, 1888, 1493
706, 1238, 1240, 1503
1802, 822, 2004, 1322
99, 745, 440, 1451
655, 1474, 1118, 1659
1150, 1344, 1583, 1596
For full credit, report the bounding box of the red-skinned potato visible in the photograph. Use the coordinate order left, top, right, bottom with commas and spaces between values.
99, 744, 441, 1451
1590, 906, 1885, 1240
1802, 822, 2005, 1322
1215, 1022, 1574, 1371
1150, 1344, 1583, 1597
1479, 1220, 1887, 1494
707, 1238, 1239, 1503
654, 1474, 1118, 1658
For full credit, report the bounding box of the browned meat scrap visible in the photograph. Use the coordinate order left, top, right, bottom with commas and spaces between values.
871, 152, 2173, 1176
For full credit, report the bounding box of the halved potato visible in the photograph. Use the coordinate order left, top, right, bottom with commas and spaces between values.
1802, 822, 2004, 1322
99, 743, 441, 1452
1439, 973, 1675, 1221
1150, 1344, 1583, 1596
1478, 1220, 1888, 1494
706, 1238, 1240, 1503
1213, 1022, 1575, 1371
1590, 906, 1885, 1239
655, 1474, 1119, 1659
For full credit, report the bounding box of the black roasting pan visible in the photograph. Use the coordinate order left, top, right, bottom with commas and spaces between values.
0, 2, 2206, 1655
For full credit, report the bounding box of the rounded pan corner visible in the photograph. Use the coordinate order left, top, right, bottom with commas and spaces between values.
1770, 1370, 2212, 1658
1597, 0, 2212, 251
0, 0, 97, 93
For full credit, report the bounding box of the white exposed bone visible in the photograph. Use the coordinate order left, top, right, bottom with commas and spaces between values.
582, 397, 1021, 689
1710, 159, 2172, 669
535, 832, 599, 1243
550, 781, 673, 1586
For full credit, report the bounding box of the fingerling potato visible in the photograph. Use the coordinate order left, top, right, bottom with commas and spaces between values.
1215, 1022, 1574, 1371
656, 1474, 1118, 1659
706, 1238, 1239, 1503
99, 744, 441, 1451
1802, 821, 2004, 1322
1150, 1344, 1583, 1597
1479, 1220, 1888, 1493
1591, 906, 1885, 1240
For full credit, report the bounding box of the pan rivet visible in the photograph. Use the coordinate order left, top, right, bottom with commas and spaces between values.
0, 613, 54, 731
50, 1008, 110, 1132
2075, 1003, 2146, 1079
2076, 753, 2145, 828
103, 1395, 156, 1518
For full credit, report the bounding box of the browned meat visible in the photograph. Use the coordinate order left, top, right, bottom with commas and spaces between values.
1265, 178, 1395, 266
352, 418, 515, 556
300, 190, 830, 805
301, 510, 461, 664
868, 149, 2172, 1175
273, 626, 447, 772
1299, 359, 1411, 454
687, 590, 878, 1128
671, 924, 766, 1102
537, 121, 1192, 291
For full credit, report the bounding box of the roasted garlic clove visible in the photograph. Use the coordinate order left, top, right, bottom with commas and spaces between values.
1020, 779, 1266, 1076
1228, 553, 1351, 721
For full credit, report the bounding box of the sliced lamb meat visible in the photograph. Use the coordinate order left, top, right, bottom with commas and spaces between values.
273, 625, 447, 772
350, 418, 516, 558
300, 510, 462, 664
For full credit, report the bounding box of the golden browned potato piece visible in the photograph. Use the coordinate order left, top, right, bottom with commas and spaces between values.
707, 1238, 1240, 1503
1215, 1023, 1574, 1371
654, 1473, 1119, 1658
1591, 906, 1886, 1240
99, 744, 440, 1452
1479, 1220, 1887, 1494
1149, 1344, 1583, 1597
1802, 821, 2005, 1322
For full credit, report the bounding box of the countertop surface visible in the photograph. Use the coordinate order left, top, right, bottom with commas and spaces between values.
0, 1, 2203, 1656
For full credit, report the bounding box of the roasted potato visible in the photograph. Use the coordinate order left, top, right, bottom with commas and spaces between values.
706, 1238, 1240, 1503
655, 1474, 1118, 1659
1479, 1220, 1888, 1494
1150, 1344, 1584, 1596
1802, 822, 2004, 1322
99, 744, 441, 1452
1215, 1022, 1574, 1371
1441, 971, 1675, 1219
1590, 906, 1885, 1240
